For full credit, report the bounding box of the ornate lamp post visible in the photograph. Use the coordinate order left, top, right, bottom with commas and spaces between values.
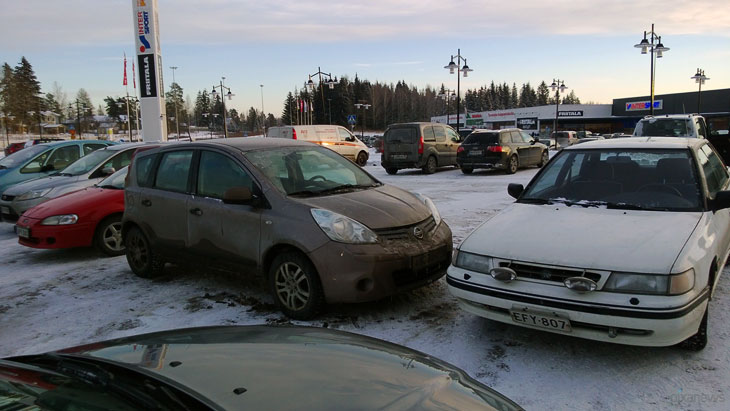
354, 103, 371, 139
210, 77, 234, 138
549, 79, 568, 144
306, 67, 338, 124
691, 69, 709, 115
443, 49, 473, 135
634, 24, 669, 115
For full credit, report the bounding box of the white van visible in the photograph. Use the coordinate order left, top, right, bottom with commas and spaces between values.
268, 125, 370, 166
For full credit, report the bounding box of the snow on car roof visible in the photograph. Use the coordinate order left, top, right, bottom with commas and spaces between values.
563, 136, 702, 150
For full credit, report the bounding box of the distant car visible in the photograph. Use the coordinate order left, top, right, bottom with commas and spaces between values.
267, 125, 370, 166
0, 140, 114, 195
551, 131, 579, 148
3, 142, 26, 156
633, 114, 709, 139
0, 326, 522, 410
448, 137, 730, 350
0, 143, 145, 223
15, 166, 128, 256
457, 128, 549, 174
381, 122, 461, 174
3, 138, 66, 156
123, 138, 452, 319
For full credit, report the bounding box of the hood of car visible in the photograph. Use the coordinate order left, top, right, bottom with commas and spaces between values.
51, 326, 519, 410
20, 187, 123, 219
297, 184, 432, 230
460, 203, 702, 274
2, 174, 83, 196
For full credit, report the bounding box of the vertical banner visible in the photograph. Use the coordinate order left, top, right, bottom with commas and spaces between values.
132, 0, 167, 141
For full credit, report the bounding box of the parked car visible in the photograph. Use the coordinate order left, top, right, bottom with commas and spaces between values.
457, 128, 549, 174
381, 122, 461, 174
0, 140, 113, 195
3, 142, 26, 156
0, 143, 144, 223
551, 131, 579, 148
448, 137, 730, 350
0, 325, 522, 410
14, 166, 128, 255
267, 124, 370, 166
123, 138, 452, 319
633, 114, 708, 139
3, 137, 66, 156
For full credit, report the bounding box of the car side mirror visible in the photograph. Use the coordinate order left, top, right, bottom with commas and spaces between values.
452, 137, 460, 142
508, 183, 524, 199
346, 136, 355, 142
223, 186, 254, 205
101, 167, 116, 176
710, 190, 730, 211
41, 164, 56, 172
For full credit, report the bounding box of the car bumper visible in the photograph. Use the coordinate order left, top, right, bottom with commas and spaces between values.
446, 272, 708, 347
308, 222, 453, 304
0, 197, 46, 223
15, 218, 95, 249
457, 159, 506, 170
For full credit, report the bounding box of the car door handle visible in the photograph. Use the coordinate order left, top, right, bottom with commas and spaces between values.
141, 199, 152, 207
189, 208, 203, 216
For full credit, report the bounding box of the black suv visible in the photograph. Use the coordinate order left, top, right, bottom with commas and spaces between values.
381, 122, 461, 174
456, 128, 549, 174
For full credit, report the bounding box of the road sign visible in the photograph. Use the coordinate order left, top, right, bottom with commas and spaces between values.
347, 114, 356, 125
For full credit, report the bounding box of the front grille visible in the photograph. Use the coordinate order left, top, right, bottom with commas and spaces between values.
499, 262, 602, 284
1, 194, 15, 201
392, 245, 450, 287
375, 217, 436, 242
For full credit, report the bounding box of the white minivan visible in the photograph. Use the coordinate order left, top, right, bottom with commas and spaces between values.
268, 125, 370, 166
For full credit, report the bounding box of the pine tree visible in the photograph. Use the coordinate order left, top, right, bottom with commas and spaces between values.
13, 57, 42, 131
536, 81, 550, 106
281, 92, 296, 125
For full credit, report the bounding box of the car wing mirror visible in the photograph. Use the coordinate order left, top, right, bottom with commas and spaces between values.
710, 190, 730, 211
101, 167, 116, 176
223, 186, 254, 205
41, 164, 56, 172
507, 183, 524, 199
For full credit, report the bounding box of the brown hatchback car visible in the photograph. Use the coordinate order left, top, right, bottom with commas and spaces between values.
123, 138, 452, 319
456, 128, 549, 174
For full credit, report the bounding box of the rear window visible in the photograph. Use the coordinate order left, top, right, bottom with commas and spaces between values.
464, 132, 499, 145
635, 119, 692, 137
385, 127, 417, 143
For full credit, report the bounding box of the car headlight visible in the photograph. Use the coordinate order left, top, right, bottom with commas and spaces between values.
413, 193, 442, 227
454, 250, 493, 274
41, 214, 78, 225
16, 188, 52, 201
310, 209, 378, 244
603, 269, 694, 295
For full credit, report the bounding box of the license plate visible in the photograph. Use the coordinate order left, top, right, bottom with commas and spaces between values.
510, 308, 572, 332
468, 150, 483, 156
1, 206, 9, 215
391, 154, 407, 160
16, 226, 30, 239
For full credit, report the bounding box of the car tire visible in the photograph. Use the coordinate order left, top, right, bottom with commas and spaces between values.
125, 226, 165, 278
461, 167, 473, 174
679, 305, 708, 351
506, 155, 518, 174
386, 167, 398, 175
537, 150, 549, 168
423, 156, 437, 174
269, 251, 324, 320
356, 151, 368, 166
94, 215, 125, 256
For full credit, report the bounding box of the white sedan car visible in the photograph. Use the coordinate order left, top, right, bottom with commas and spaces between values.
448, 137, 730, 350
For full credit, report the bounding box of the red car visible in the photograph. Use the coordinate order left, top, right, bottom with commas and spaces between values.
15, 166, 127, 256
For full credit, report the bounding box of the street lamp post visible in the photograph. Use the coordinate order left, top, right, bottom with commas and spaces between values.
116, 97, 133, 141
437, 89, 456, 125
444, 49, 473, 135
170, 66, 180, 140
549, 79, 568, 147
354, 103, 371, 139
691, 69, 710, 115
260, 84, 266, 136
634, 24, 669, 115
210, 77, 234, 138
306, 67, 338, 124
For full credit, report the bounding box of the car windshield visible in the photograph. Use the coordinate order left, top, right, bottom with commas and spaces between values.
0, 144, 50, 168
97, 166, 128, 189
59, 148, 116, 176
245, 146, 381, 196
520, 148, 702, 211
635, 119, 691, 137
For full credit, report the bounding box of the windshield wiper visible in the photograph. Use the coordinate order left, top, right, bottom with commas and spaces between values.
518, 197, 552, 204
289, 184, 379, 197
605, 202, 669, 211
56, 172, 74, 176
98, 184, 122, 190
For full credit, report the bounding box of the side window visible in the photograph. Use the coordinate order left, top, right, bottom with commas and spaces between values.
338, 128, 353, 141
154, 150, 194, 193
135, 154, 157, 188
433, 126, 446, 142
46, 146, 81, 170
101, 150, 134, 173
696, 119, 708, 139
446, 127, 460, 142
423, 126, 436, 142
19, 150, 52, 173
700, 145, 729, 195
83, 143, 107, 155
520, 131, 534, 143
197, 151, 252, 199
510, 131, 523, 143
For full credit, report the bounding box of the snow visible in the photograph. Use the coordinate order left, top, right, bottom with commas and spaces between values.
1, 147, 728, 410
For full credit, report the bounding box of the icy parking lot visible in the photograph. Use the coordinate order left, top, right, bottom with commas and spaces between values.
0, 149, 728, 410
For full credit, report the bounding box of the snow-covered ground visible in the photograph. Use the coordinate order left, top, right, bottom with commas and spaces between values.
0, 147, 728, 410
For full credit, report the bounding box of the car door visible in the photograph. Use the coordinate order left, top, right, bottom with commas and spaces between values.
510, 131, 530, 165
139, 149, 195, 255
432, 125, 450, 164
187, 149, 261, 269
697, 144, 730, 277
337, 127, 357, 160
445, 126, 461, 166
520, 131, 540, 165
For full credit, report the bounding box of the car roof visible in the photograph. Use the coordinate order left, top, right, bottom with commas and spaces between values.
153, 137, 315, 152
102, 142, 150, 151
563, 137, 705, 150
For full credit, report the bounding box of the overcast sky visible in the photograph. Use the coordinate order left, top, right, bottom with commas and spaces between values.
1, 0, 729, 117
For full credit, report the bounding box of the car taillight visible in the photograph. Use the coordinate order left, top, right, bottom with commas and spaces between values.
418, 136, 424, 154
457, 146, 465, 154
292, 129, 297, 140
487, 146, 503, 153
